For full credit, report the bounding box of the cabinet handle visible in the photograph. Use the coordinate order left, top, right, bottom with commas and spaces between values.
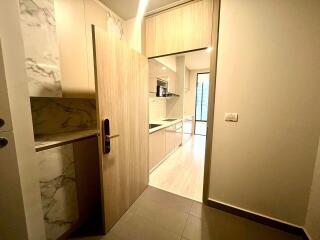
0, 119, 4, 128
0, 138, 8, 148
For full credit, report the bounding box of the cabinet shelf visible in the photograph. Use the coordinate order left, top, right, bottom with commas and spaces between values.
35, 129, 98, 152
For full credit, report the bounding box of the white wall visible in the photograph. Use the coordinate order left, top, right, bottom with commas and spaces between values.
149, 95, 167, 121
155, 55, 177, 72
0, 0, 46, 239
209, 0, 320, 225
124, 17, 142, 53
305, 138, 320, 240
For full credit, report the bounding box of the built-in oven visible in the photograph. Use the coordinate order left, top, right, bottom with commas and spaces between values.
156, 79, 168, 97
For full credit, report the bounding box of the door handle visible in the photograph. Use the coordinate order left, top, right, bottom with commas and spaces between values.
0, 138, 8, 148
106, 134, 120, 139
103, 119, 119, 154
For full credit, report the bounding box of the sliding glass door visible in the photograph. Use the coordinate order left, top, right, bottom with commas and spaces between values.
195, 73, 209, 135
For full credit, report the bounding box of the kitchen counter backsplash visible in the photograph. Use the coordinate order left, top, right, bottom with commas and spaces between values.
19, 0, 62, 97
30, 97, 97, 135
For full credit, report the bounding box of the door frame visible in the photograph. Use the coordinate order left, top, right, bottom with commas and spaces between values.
202, 0, 221, 203
143, 0, 221, 204
194, 72, 210, 136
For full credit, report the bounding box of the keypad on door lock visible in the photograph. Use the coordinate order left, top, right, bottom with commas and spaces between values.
0, 118, 5, 128
0, 138, 8, 148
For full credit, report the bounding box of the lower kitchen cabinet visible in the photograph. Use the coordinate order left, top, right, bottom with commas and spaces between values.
149, 129, 166, 171
175, 123, 183, 148
149, 121, 183, 172
165, 125, 177, 155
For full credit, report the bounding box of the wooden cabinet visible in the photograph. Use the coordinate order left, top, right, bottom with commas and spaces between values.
145, 0, 213, 58
175, 121, 183, 148
55, 0, 90, 98
149, 121, 183, 172
55, 0, 125, 98
165, 124, 177, 155
149, 129, 166, 171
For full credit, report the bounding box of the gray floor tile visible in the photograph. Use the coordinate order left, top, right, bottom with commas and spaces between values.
183, 209, 303, 240
137, 186, 193, 214
70, 188, 303, 240
110, 214, 181, 240
135, 198, 189, 235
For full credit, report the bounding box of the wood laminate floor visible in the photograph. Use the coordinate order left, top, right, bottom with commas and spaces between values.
149, 134, 206, 202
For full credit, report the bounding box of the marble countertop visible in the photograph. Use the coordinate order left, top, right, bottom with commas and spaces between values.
35, 129, 99, 152
149, 118, 183, 134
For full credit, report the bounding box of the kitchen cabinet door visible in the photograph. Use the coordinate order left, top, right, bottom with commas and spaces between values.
93, 26, 149, 231
0, 42, 12, 132
149, 129, 166, 171
175, 125, 183, 148
165, 124, 177, 155
145, 0, 213, 58
55, 0, 90, 98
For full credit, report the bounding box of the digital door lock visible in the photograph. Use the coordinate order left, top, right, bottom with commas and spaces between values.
102, 119, 119, 154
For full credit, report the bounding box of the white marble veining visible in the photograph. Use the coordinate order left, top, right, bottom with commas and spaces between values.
105, 7, 125, 40
31, 97, 97, 135
19, 0, 62, 97
37, 144, 78, 240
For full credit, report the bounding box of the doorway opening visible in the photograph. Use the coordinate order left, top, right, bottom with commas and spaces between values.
195, 72, 210, 136
147, 49, 211, 202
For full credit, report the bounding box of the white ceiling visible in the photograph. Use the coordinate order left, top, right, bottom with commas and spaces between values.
99, 0, 182, 20
183, 50, 211, 70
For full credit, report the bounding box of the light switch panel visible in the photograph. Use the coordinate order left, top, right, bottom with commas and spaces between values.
225, 113, 238, 122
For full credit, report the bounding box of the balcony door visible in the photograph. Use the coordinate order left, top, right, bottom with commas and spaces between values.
195, 72, 210, 135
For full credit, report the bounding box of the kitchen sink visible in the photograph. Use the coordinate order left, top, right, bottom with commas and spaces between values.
163, 118, 177, 122
149, 124, 162, 129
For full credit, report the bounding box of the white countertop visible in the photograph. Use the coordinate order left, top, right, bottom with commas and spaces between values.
149, 118, 183, 134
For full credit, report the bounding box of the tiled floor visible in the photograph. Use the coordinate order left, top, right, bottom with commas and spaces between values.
149, 135, 206, 202
70, 186, 303, 240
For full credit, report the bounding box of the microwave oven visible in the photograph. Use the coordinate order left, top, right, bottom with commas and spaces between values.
156, 79, 168, 97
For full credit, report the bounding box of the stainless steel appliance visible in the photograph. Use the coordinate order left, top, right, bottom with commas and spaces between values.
156, 79, 168, 97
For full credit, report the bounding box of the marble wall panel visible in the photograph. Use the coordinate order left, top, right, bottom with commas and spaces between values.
37, 144, 78, 240
19, 0, 62, 97
30, 97, 97, 135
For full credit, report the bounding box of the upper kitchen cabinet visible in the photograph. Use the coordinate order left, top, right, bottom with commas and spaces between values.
145, 0, 213, 58
55, 0, 125, 98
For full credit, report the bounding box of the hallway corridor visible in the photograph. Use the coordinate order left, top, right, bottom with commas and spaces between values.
149, 135, 206, 202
